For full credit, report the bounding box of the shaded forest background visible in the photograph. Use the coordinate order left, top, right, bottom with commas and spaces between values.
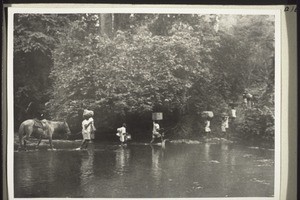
14, 13, 275, 142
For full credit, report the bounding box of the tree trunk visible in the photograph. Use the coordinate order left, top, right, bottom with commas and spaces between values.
100, 14, 106, 35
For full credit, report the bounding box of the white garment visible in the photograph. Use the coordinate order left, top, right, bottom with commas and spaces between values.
231, 109, 236, 118
221, 117, 229, 132
87, 117, 94, 133
225, 117, 229, 128
152, 123, 160, 135
118, 127, 126, 134
205, 120, 211, 132
225, 120, 229, 128
82, 118, 93, 140
117, 127, 127, 142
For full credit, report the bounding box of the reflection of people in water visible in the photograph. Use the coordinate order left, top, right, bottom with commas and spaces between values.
220, 142, 229, 164
204, 143, 211, 162
115, 145, 131, 174
80, 144, 95, 186
150, 145, 163, 183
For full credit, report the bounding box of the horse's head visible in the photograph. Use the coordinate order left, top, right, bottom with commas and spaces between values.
63, 121, 72, 139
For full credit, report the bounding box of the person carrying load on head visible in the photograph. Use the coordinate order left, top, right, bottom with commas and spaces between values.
246, 93, 253, 108
243, 91, 253, 108
229, 103, 237, 120
201, 111, 213, 137
204, 120, 211, 136
116, 123, 129, 146
221, 113, 229, 139
150, 121, 163, 144
76, 109, 94, 150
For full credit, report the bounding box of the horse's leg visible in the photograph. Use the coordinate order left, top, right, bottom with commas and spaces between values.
18, 123, 28, 151
18, 135, 25, 151
22, 136, 27, 151
48, 134, 54, 150
35, 135, 42, 149
18, 124, 24, 151
46, 126, 56, 150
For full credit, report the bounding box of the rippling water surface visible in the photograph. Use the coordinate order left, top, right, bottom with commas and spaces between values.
14, 140, 274, 198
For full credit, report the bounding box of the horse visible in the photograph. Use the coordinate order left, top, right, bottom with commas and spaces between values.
18, 119, 71, 151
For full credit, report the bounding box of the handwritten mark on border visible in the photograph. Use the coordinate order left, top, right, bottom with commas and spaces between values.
284, 6, 297, 12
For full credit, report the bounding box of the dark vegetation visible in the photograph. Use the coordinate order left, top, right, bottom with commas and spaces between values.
14, 14, 275, 143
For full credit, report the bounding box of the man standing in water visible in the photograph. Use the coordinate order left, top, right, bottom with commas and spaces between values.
150, 121, 163, 144
117, 123, 127, 146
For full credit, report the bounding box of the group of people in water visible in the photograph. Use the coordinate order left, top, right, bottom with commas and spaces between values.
204, 92, 255, 138
76, 92, 254, 149
203, 112, 232, 139
76, 109, 163, 150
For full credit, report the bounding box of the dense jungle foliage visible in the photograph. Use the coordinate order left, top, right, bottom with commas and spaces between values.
14, 13, 275, 142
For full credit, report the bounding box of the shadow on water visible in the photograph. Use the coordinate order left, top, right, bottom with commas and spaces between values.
14, 140, 274, 198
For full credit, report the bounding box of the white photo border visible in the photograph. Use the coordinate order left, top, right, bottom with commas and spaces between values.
7, 4, 283, 200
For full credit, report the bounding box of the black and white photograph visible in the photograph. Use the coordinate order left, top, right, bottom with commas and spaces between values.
6, 5, 286, 199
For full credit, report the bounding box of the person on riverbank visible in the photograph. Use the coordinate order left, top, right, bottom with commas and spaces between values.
76, 111, 94, 150
230, 104, 237, 120
150, 121, 163, 144
204, 120, 211, 137
243, 92, 253, 108
221, 115, 229, 139
117, 123, 127, 146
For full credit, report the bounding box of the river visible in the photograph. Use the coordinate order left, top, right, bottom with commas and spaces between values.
14, 140, 274, 198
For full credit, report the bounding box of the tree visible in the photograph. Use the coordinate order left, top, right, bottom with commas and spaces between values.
14, 13, 275, 140
48, 14, 220, 134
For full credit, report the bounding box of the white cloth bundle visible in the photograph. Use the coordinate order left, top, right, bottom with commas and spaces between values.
83, 109, 94, 118
201, 111, 214, 119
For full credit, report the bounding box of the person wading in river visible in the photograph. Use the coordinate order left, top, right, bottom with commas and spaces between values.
116, 123, 127, 146
150, 121, 163, 144
221, 115, 229, 139
76, 112, 94, 150
204, 119, 211, 137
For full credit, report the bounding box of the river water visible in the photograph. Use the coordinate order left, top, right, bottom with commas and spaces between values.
14, 140, 274, 198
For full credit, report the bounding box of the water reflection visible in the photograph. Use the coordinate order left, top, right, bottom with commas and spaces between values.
46, 152, 56, 184
150, 145, 164, 182
19, 153, 33, 190
15, 151, 58, 197
220, 143, 230, 195
80, 144, 95, 186
15, 142, 275, 198
204, 143, 211, 161
221, 142, 229, 163
115, 145, 131, 175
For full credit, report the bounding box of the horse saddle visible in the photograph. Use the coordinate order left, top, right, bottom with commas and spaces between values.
33, 119, 47, 130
